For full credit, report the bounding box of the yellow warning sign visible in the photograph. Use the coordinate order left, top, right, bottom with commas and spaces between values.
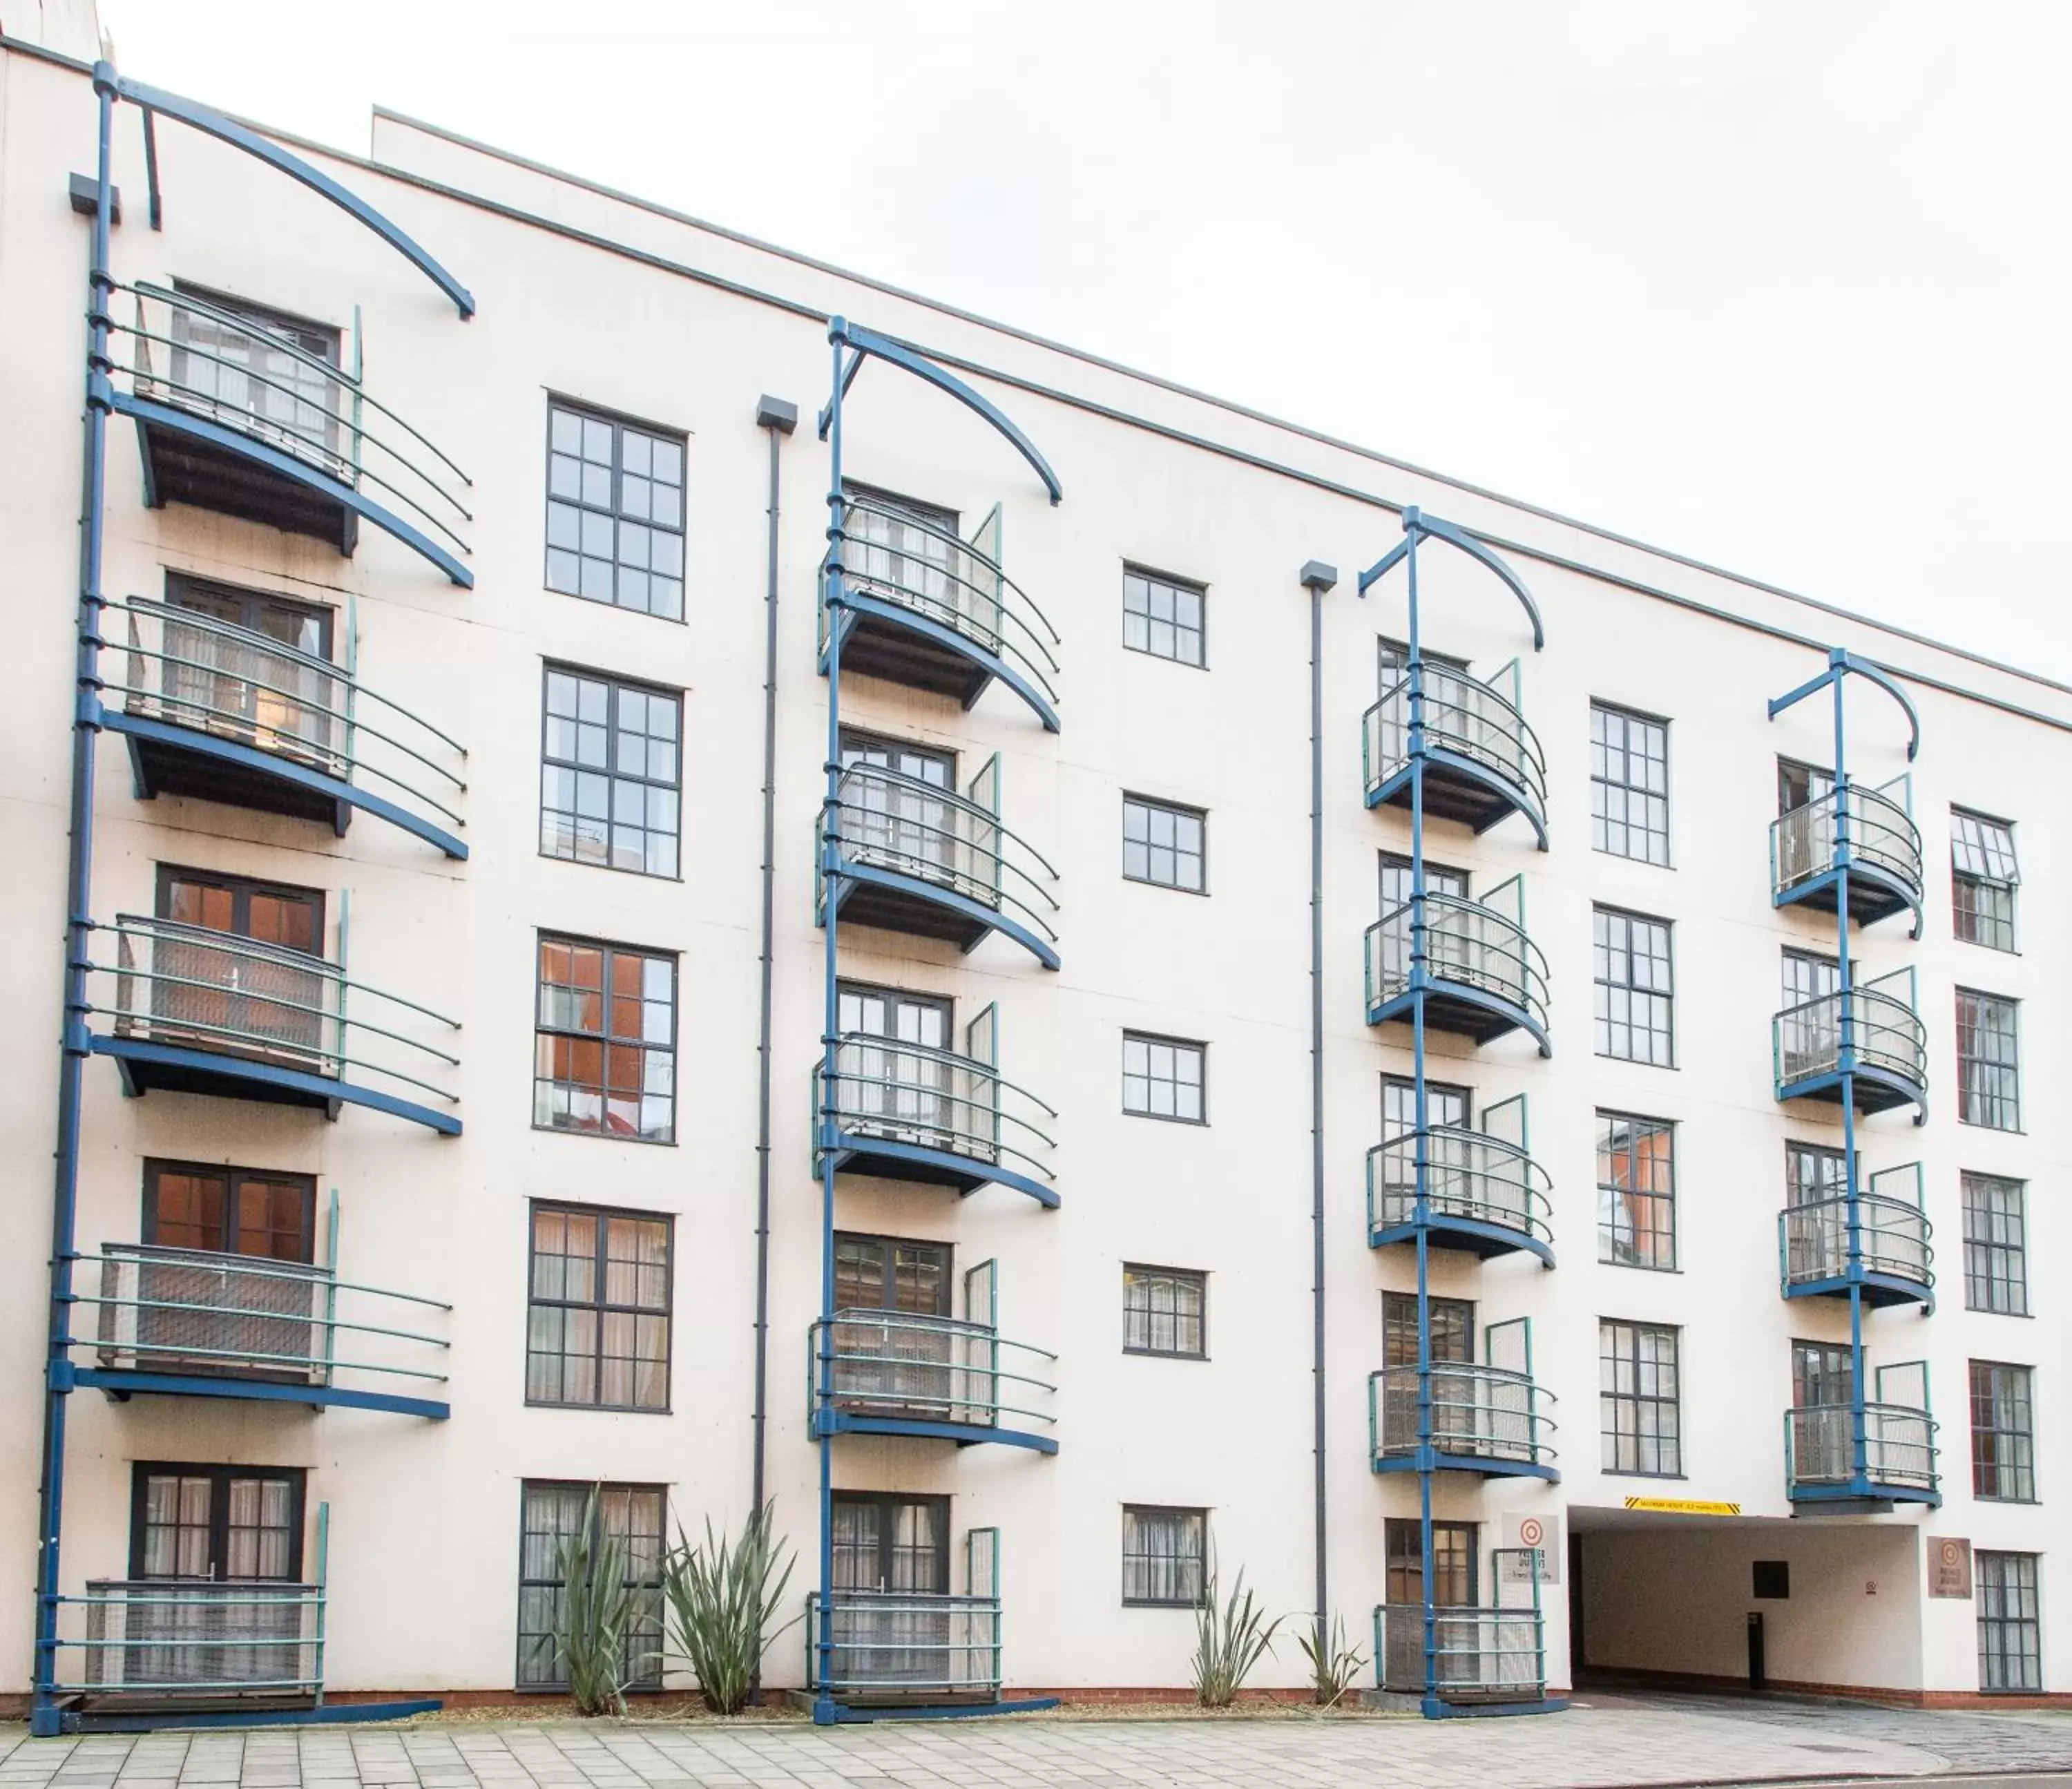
1623, 1495, 1741, 1516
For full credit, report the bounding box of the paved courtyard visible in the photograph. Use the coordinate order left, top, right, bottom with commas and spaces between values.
6, 1696, 2072, 1789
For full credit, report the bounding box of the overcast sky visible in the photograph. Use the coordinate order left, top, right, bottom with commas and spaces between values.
94, 1, 2072, 678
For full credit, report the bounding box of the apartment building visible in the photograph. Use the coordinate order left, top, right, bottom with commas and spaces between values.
0, 19, 2065, 1734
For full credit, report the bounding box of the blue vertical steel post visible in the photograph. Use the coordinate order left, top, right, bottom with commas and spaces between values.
1832, 673, 1868, 1484
32, 65, 119, 1739
1307, 574, 1327, 1667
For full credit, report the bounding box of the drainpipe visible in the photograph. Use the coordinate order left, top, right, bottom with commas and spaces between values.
33, 66, 119, 1739
1298, 560, 1337, 1670
749, 394, 796, 1533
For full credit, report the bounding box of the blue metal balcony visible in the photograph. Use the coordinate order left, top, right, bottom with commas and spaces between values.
807, 1311, 1057, 1454
69, 1237, 450, 1420
1785, 1400, 1939, 1509
1376, 1571, 1550, 1712
1778, 1177, 1933, 1312
85, 915, 461, 1135
819, 763, 1059, 970
1773, 972, 1926, 1119
1771, 781, 1922, 932
807, 1588, 1004, 1709
1368, 1114, 1554, 1266
1365, 887, 1551, 1055
822, 492, 1061, 731
813, 1034, 1056, 1207
1370, 1365, 1559, 1482
1363, 664, 1548, 845
99, 598, 466, 858
104, 284, 472, 586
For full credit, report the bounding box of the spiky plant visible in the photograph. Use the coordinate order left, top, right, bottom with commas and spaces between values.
1189, 1566, 1283, 1707
661, 1502, 798, 1714
547, 1486, 650, 1716
1295, 1611, 1370, 1707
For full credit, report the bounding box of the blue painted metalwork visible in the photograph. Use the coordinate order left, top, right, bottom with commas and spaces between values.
1778, 1167, 1933, 1312
814, 320, 1062, 1722
807, 1310, 1057, 1453
1354, 508, 1555, 1718
1367, 1112, 1555, 1267
811, 1696, 1062, 1724
1368, 1368, 1560, 1482
1769, 648, 1933, 1511
37, 66, 477, 1731
1375, 1547, 1553, 1716
64, 1701, 443, 1734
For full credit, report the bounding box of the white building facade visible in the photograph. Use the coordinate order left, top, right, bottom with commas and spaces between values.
0, 23, 2066, 1732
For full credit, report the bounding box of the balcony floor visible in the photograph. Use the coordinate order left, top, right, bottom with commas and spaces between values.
93, 1035, 461, 1136
1371, 1214, 1555, 1267
1368, 751, 1546, 847
811, 1406, 1057, 1455
1782, 1271, 1934, 1312
133, 412, 356, 553
823, 1129, 1057, 1209
1374, 1451, 1560, 1484
70, 1364, 448, 1421
1369, 983, 1551, 1055
1774, 861, 1919, 932
1775, 1066, 1925, 1120
827, 865, 1057, 970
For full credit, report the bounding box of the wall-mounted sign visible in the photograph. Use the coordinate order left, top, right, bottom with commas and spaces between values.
1928, 1537, 1973, 1599
1622, 1495, 1741, 1516
1502, 1512, 1561, 1585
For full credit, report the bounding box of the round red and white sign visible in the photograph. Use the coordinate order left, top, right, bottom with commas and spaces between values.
1518, 1517, 1545, 1549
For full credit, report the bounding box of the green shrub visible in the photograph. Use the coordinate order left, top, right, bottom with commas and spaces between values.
1295, 1611, 1369, 1707
547, 1487, 650, 1716
1189, 1567, 1283, 1707
661, 1501, 798, 1714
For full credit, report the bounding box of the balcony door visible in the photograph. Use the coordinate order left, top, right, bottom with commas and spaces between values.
162, 575, 336, 767
836, 983, 953, 1149
1380, 1075, 1472, 1213
1778, 758, 1834, 816
169, 287, 342, 474
151, 868, 326, 1065
124, 1464, 307, 1690
832, 1234, 954, 1417
1382, 1291, 1474, 1452
829, 1491, 951, 1689
841, 731, 956, 886
1381, 1518, 1479, 1691
1379, 854, 1470, 988
1783, 1142, 1848, 1281
844, 484, 959, 631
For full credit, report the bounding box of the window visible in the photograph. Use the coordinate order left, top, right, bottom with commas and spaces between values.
169, 287, 340, 466
152, 867, 326, 1058
143, 1160, 314, 1263
526, 1205, 672, 1411
836, 1234, 951, 1317
1977, 1551, 2042, 1692
1122, 1032, 1205, 1123
533, 937, 677, 1142
1600, 1320, 1680, 1476
1122, 795, 1205, 892
161, 576, 337, 755
1121, 1505, 1205, 1607
1962, 1174, 2028, 1317
131, 1463, 305, 1581
1593, 908, 1674, 1066
1384, 1518, 1476, 1605
1589, 705, 1669, 865
1785, 1141, 1846, 1205
1777, 759, 1833, 814
539, 667, 682, 878
1123, 1267, 1207, 1358
831, 1492, 948, 1594
1952, 810, 2019, 952
516, 1482, 665, 1690
1781, 948, 1839, 1008
545, 402, 686, 619
1970, 1361, 2036, 1502
1955, 990, 2020, 1130
1377, 638, 1468, 689
1383, 1291, 1475, 1368
1122, 567, 1205, 667
1595, 1113, 1675, 1270
1791, 1339, 1853, 1410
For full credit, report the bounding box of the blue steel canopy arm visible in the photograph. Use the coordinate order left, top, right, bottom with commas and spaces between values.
1355, 506, 1544, 649
102, 65, 477, 320
816, 317, 1063, 504
1767, 647, 1921, 762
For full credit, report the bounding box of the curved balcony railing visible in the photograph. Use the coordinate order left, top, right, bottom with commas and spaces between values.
1363, 670, 1548, 836
1779, 1195, 1932, 1302
109, 283, 472, 585
104, 597, 467, 857
1366, 894, 1551, 1046
809, 1311, 1056, 1452
73, 1243, 450, 1419
1377, 1603, 1546, 1702
822, 763, 1058, 968
807, 1591, 1001, 1701
814, 1035, 1056, 1206
1785, 1403, 1938, 1498
1773, 985, 1928, 1110
1368, 1129, 1554, 1260
1772, 785, 1923, 922
86, 915, 461, 1135
54, 1579, 323, 1702
825, 493, 1060, 725
1370, 1366, 1558, 1475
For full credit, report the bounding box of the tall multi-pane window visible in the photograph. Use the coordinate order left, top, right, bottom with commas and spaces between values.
1955, 991, 2020, 1130
1977, 1551, 2042, 1692
1121, 1506, 1206, 1606
515, 1482, 665, 1689
1122, 795, 1206, 892
533, 937, 678, 1142
1595, 1113, 1676, 1270
544, 403, 686, 619
1122, 1266, 1207, 1359
1962, 1174, 2028, 1316
539, 667, 681, 877
1589, 705, 1670, 865
1593, 908, 1674, 1066
526, 1205, 672, 1410
1600, 1319, 1681, 1475
1122, 567, 1205, 667
1970, 1361, 2037, 1502
1951, 810, 2019, 952
1121, 1032, 1206, 1123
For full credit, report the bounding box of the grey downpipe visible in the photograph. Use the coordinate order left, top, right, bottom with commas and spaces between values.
749, 394, 796, 1533
1299, 559, 1338, 1666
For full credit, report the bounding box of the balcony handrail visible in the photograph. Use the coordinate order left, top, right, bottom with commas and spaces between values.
112, 597, 468, 828
114, 282, 472, 555
807, 1589, 1003, 1695
1368, 1364, 1559, 1466
1376, 1601, 1546, 1697
1364, 669, 1549, 807
827, 763, 1059, 943
1772, 983, 1928, 1089
1771, 782, 1923, 895
96, 1241, 452, 1309
1778, 1193, 1933, 1286
1785, 1399, 1938, 1490
1367, 892, 1551, 1026
52, 1578, 323, 1699
1368, 1127, 1554, 1244
812, 1311, 1058, 1429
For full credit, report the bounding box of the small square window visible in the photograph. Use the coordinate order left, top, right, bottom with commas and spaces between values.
1122, 1033, 1205, 1123
1122, 795, 1206, 892
1122, 1505, 1205, 1607
1122, 1266, 1207, 1357
1122, 568, 1206, 667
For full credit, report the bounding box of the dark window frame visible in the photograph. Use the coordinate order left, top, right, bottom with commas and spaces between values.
1955, 988, 2022, 1131
829, 1489, 952, 1593
1595, 1111, 1676, 1272
1950, 807, 2019, 954
1122, 1264, 1209, 1359
141, 1158, 317, 1263
524, 1201, 675, 1414
1970, 1359, 2037, 1504
515, 1480, 666, 1692
834, 1231, 955, 1316
1120, 1504, 1208, 1608
1961, 1171, 2028, 1317
1121, 793, 1208, 894
532, 932, 680, 1146
538, 662, 684, 881
164, 571, 336, 661
1589, 700, 1672, 868
1600, 1318, 1682, 1478
1976, 1549, 2042, 1694
543, 396, 688, 622
154, 863, 326, 947
1121, 1030, 1207, 1125
128, 1461, 307, 1581
1122, 564, 1207, 669
1592, 906, 1676, 1068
